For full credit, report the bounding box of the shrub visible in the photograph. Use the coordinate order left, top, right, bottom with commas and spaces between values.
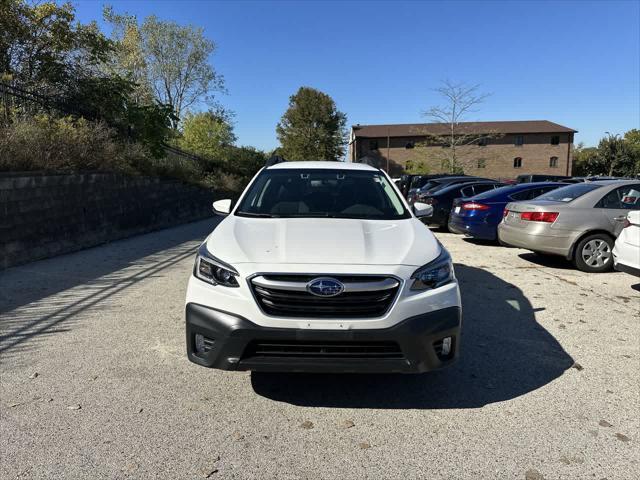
0, 115, 134, 172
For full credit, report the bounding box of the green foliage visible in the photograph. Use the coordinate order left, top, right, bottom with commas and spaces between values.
404, 159, 430, 175
104, 7, 225, 127
572, 143, 599, 176
596, 133, 635, 176
276, 87, 347, 161
572, 133, 639, 177
1, 1, 113, 90
175, 110, 236, 162
0, 1, 258, 194
0, 114, 140, 172
225, 146, 267, 177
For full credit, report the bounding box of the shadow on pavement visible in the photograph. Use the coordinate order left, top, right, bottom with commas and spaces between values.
0, 217, 221, 357
517, 252, 574, 270
251, 263, 574, 409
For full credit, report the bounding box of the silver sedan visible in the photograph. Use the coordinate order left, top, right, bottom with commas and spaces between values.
498, 180, 640, 272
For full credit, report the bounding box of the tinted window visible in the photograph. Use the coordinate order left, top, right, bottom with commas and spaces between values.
460, 186, 475, 197
536, 183, 602, 202
514, 157, 522, 168
596, 185, 640, 210
510, 188, 539, 201
236, 169, 410, 219
473, 183, 498, 195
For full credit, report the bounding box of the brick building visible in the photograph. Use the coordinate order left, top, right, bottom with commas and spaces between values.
347, 120, 577, 179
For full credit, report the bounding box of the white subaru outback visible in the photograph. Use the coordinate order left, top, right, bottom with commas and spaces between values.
185, 161, 462, 373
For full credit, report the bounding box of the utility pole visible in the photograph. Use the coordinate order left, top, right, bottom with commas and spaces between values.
386, 127, 390, 173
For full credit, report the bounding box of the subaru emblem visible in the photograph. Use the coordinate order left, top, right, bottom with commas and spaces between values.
306, 277, 344, 297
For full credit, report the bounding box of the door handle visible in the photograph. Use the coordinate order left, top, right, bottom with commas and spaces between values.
613, 215, 627, 221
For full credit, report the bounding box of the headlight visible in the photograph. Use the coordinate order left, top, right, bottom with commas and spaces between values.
410, 247, 453, 290
193, 244, 239, 288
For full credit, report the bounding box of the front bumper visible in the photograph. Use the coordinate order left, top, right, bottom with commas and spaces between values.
186, 303, 462, 373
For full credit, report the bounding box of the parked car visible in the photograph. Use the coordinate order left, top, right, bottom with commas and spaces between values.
405, 174, 457, 202
398, 174, 417, 197
516, 174, 570, 183
408, 175, 488, 205
498, 180, 640, 272
448, 182, 563, 240
185, 161, 462, 373
418, 180, 505, 230
613, 211, 640, 277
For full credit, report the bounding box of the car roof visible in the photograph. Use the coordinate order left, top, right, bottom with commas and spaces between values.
432, 179, 500, 194
508, 181, 562, 188
266, 161, 377, 171
588, 179, 640, 186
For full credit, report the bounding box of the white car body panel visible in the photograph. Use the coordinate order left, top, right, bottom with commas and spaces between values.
613, 211, 640, 275
205, 217, 439, 266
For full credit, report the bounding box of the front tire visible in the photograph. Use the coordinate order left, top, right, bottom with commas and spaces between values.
573, 233, 615, 273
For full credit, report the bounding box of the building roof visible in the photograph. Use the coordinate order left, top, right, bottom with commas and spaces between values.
351, 120, 577, 138
267, 161, 377, 171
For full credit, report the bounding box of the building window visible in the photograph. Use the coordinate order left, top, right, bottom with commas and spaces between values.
551, 135, 560, 145
477, 138, 488, 146
513, 157, 522, 168
514, 135, 524, 146
369, 140, 378, 151
550, 156, 558, 168
477, 158, 486, 168
405, 141, 415, 149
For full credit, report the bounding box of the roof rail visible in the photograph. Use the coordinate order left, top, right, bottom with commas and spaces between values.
266, 155, 287, 167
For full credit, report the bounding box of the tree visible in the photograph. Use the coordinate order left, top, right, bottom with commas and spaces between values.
1, 1, 113, 91
104, 7, 225, 127
572, 142, 599, 176
276, 87, 347, 161
624, 129, 640, 175
597, 133, 633, 176
417, 80, 497, 174
175, 109, 236, 161
404, 159, 430, 175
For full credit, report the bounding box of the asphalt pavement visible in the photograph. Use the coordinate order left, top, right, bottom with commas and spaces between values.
1, 219, 638, 479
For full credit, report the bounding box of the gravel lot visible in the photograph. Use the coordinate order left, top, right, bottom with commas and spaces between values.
1, 219, 638, 479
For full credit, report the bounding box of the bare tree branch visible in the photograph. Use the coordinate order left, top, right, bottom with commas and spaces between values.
415, 80, 498, 173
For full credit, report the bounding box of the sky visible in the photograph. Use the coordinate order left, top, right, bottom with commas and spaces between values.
73, 0, 640, 150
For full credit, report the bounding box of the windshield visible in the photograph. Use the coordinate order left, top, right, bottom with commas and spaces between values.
235, 168, 411, 219
535, 183, 602, 202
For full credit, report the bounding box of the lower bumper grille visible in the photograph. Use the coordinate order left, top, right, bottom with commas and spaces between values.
244, 341, 403, 359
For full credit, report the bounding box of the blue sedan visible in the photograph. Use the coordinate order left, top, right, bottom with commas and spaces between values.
448, 182, 564, 240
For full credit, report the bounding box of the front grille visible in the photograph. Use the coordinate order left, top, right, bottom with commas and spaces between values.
250, 274, 401, 318
244, 340, 403, 359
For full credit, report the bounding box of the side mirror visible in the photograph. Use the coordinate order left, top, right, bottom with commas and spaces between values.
413, 202, 433, 218
212, 199, 232, 216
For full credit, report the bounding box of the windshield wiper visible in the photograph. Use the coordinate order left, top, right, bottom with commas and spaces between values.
283, 213, 331, 217
236, 212, 276, 218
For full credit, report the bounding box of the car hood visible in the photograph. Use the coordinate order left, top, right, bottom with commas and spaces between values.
205, 216, 439, 266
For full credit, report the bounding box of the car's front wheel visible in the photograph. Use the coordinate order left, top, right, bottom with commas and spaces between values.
573, 233, 615, 273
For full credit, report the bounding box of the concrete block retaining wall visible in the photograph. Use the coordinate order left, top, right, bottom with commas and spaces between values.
0, 172, 215, 269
